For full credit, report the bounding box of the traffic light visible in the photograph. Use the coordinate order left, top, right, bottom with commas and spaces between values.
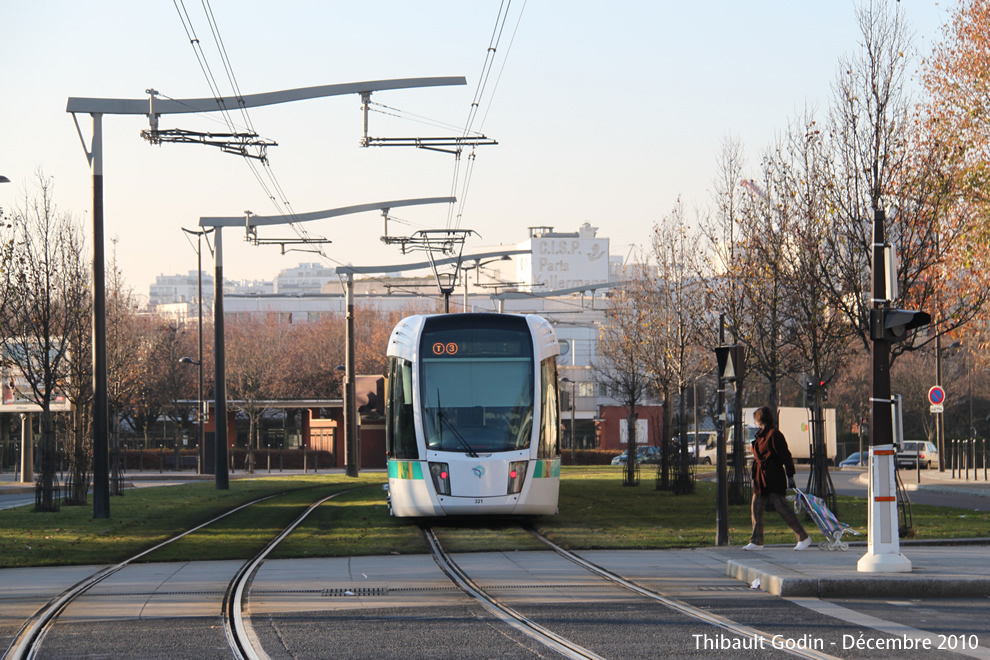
715, 344, 745, 381
870, 308, 931, 342
805, 379, 827, 409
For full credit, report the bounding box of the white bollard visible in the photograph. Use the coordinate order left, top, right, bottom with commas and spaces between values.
857, 444, 911, 572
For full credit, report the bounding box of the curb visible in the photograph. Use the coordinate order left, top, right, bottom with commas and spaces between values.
855, 471, 990, 498
903, 483, 990, 498
726, 558, 990, 598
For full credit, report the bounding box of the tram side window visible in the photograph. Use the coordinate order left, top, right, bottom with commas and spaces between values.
538, 357, 560, 458
387, 358, 418, 459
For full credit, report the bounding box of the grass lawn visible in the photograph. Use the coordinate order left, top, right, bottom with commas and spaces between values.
1, 467, 987, 568
0, 475, 384, 568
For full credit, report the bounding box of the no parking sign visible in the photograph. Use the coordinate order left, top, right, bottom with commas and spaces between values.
928, 386, 945, 413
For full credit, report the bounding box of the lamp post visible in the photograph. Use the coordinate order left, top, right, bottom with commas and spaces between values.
178, 357, 204, 476
181, 227, 213, 474
560, 378, 577, 464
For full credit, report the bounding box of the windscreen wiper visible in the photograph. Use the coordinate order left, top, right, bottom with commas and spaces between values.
437, 390, 478, 457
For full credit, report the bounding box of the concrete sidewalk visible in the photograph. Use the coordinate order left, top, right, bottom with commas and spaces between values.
723, 466, 990, 597
717, 541, 990, 598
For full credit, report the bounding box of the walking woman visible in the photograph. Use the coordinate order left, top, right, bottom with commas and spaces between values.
743, 406, 812, 551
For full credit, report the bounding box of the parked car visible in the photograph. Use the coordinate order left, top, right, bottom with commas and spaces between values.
896, 441, 939, 470
839, 452, 866, 467
610, 446, 662, 465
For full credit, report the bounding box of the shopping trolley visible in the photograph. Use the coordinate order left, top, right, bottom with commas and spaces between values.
793, 487, 861, 551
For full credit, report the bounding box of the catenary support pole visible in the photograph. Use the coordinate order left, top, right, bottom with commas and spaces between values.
344, 272, 358, 477
213, 228, 229, 489
91, 113, 110, 519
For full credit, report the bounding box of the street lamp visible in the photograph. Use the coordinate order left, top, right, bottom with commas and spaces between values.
560, 377, 576, 464
178, 356, 205, 476
182, 227, 213, 475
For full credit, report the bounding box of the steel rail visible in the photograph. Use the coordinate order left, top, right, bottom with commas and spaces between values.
422, 525, 604, 660
526, 527, 840, 660
223, 488, 365, 660
4, 493, 283, 660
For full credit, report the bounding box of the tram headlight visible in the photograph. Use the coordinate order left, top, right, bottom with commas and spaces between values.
508, 461, 527, 494
429, 462, 451, 495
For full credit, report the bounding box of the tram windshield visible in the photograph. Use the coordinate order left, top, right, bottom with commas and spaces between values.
420, 316, 534, 453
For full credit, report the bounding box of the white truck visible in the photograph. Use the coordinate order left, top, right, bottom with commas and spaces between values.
743, 407, 836, 464
704, 407, 836, 465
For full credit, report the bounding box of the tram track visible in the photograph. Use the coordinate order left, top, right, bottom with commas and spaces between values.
9, 496, 847, 660
3, 486, 360, 660
422, 523, 840, 660
3, 492, 283, 660
222, 489, 358, 660
523, 526, 839, 660
422, 524, 605, 660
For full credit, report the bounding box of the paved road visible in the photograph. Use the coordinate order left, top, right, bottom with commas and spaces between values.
6, 550, 990, 659
4, 469, 990, 658
808, 467, 990, 510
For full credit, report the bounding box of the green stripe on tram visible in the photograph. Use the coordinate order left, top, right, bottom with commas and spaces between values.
533, 459, 560, 478
388, 460, 424, 480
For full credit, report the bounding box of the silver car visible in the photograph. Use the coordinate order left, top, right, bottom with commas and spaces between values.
896, 441, 939, 470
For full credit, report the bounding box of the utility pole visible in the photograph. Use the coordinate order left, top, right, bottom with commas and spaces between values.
200, 198, 456, 479
67, 77, 466, 505
344, 271, 358, 477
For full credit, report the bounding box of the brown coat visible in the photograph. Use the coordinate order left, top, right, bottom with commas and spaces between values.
750, 427, 796, 496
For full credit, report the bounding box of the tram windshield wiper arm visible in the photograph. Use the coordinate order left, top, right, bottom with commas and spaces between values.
436, 390, 478, 457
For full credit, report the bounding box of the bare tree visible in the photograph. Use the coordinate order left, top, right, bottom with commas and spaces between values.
129, 317, 170, 451
61, 247, 93, 505
734, 147, 802, 408
699, 139, 750, 350
593, 267, 653, 487
646, 203, 711, 494
226, 313, 290, 472
282, 315, 346, 399
106, 240, 143, 485
820, 1, 989, 361
0, 173, 88, 512
775, 113, 856, 390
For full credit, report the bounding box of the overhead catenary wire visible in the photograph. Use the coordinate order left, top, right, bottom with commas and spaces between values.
476, 0, 527, 135
200, 0, 256, 134
368, 102, 481, 136
173, 0, 341, 269
461, 0, 512, 139
172, 0, 239, 136
448, 0, 526, 230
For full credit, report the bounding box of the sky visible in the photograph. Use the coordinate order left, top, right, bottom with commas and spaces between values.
0, 1, 953, 300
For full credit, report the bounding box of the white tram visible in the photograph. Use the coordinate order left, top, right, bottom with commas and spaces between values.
385, 313, 561, 517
